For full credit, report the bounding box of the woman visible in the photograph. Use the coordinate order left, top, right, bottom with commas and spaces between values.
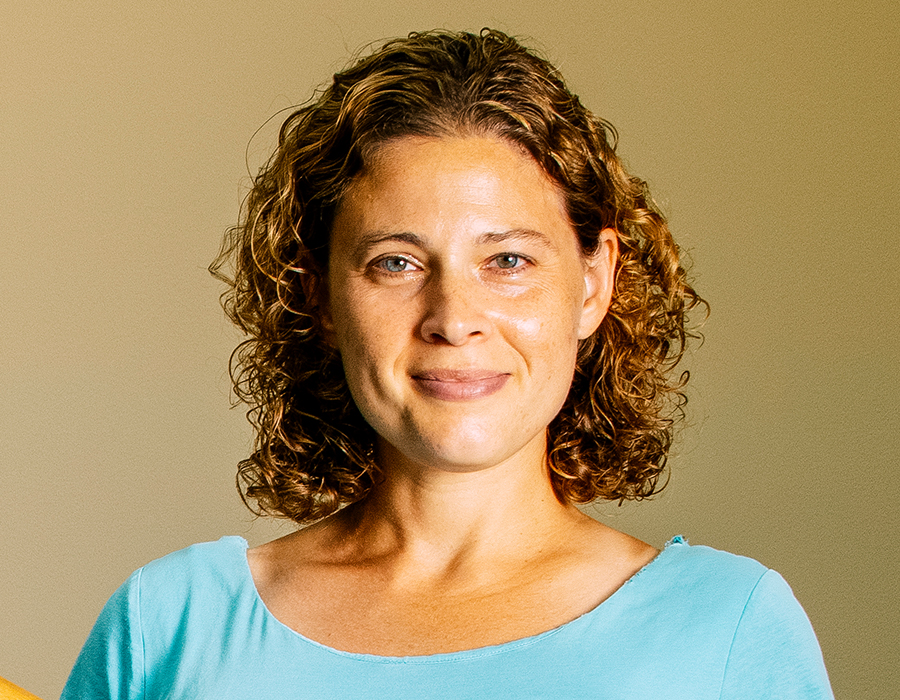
62, 29, 832, 698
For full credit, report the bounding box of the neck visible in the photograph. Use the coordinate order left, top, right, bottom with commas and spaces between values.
329, 433, 587, 581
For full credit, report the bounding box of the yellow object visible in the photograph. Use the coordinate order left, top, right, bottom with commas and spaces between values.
0, 676, 43, 700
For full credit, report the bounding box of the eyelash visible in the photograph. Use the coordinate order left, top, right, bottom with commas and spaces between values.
488, 253, 529, 271
370, 252, 532, 276
373, 256, 420, 274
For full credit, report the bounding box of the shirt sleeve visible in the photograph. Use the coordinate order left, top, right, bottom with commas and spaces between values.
60, 568, 145, 700
719, 569, 833, 699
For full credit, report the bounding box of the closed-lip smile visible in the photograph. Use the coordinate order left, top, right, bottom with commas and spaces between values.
411, 369, 510, 401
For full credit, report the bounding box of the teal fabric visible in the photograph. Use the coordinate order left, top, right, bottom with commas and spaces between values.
61, 535, 833, 699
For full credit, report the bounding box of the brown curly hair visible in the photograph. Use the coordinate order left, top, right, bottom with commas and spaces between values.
210, 28, 705, 523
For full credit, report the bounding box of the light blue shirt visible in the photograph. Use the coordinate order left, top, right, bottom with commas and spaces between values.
62, 535, 833, 699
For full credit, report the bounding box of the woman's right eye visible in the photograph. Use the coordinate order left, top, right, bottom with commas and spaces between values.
374, 256, 418, 273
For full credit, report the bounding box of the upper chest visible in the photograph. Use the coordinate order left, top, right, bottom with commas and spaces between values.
248, 541, 657, 656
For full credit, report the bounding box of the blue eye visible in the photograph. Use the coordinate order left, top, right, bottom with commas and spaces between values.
377, 256, 414, 273
493, 254, 524, 269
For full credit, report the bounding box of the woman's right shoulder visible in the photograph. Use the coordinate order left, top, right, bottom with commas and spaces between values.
140, 535, 250, 574
130, 535, 252, 602
97, 536, 254, 632
61, 537, 255, 700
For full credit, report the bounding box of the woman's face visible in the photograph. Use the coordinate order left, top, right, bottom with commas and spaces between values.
327, 135, 616, 473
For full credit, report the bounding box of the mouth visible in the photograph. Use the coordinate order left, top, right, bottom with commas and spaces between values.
411, 369, 510, 401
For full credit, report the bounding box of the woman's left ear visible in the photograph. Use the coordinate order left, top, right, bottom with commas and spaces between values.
577, 228, 618, 340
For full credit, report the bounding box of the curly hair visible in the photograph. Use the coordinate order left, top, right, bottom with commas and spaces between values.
210, 28, 705, 523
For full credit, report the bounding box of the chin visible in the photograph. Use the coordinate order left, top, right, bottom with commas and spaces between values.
379, 422, 546, 474
404, 437, 501, 472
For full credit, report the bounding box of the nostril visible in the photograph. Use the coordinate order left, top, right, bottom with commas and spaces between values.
420, 318, 486, 346
418, 279, 490, 345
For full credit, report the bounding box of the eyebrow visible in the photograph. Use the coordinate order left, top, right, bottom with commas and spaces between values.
356, 231, 426, 251
475, 228, 557, 251
354, 228, 557, 254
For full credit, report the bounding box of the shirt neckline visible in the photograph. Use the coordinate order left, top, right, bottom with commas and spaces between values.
229, 534, 687, 664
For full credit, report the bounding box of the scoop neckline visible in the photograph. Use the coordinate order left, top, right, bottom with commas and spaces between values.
229, 534, 686, 664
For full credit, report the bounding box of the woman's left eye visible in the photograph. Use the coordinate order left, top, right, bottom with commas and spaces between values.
490, 253, 527, 270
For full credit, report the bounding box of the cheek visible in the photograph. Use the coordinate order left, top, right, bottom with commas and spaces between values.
332, 297, 402, 391
330, 283, 379, 346
504, 314, 542, 339
501, 283, 584, 349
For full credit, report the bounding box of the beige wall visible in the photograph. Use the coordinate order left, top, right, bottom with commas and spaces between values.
2, 1, 897, 697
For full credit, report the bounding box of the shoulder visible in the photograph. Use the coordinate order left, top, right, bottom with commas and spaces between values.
636, 537, 833, 698
655, 535, 767, 574
61, 537, 254, 700
616, 537, 797, 648
637, 536, 770, 602
106, 535, 252, 629
138, 536, 250, 593
649, 537, 818, 628
129, 536, 252, 634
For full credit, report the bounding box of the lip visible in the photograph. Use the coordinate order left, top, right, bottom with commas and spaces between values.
411, 369, 510, 401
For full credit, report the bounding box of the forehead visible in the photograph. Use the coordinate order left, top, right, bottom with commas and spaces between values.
333, 135, 573, 243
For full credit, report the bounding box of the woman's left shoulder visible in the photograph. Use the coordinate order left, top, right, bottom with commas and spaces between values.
662, 537, 835, 698
627, 535, 813, 628
649, 535, 772, 591
631, 536, 834, 697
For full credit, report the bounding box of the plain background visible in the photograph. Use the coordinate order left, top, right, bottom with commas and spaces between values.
2, 1, 897, 697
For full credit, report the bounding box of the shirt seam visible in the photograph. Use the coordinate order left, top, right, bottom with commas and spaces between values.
135, 566, 147, 700
717, 568, 771, 700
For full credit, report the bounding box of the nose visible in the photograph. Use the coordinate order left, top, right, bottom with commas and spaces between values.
418, 270, 491, 346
